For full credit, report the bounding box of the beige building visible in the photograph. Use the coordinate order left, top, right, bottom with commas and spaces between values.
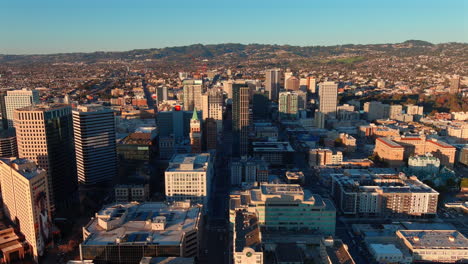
339, 133, 356, 152
393, 136, 456, 167
0, 158, 51, 261
14, 104, 77, 212
4, 89, 39, 128
309, 149, 343, 167
374, 137, 405, 167
397, 230, 468, 263
165, 153, 213, 207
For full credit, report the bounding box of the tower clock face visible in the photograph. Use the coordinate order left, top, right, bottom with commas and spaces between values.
246, 252, 252, 257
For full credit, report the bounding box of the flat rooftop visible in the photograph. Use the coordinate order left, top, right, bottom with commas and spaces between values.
16, 103, 69, 112
82, 202, 201, 247
0, 158, 44, 180
167, 153, 210, 172
398, 230, 468, 249
252, 141, 294, 152
120, 132, 152, 145
234, 210, 261, 252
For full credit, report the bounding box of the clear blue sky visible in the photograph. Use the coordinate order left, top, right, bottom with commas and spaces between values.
1, 0, 467, 54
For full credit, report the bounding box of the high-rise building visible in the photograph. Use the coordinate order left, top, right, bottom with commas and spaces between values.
450, 75, 461, 94
232, 84, 250, 157
389, 104, 403, 120
285, 76, 300, 91
308, 77, 317, 94
14, 104, 77, 212
278, 91, 299, 120
0, 130, 17, 158
157, 109, 202, 140
189, 109, 202, 153
252, 90, 269, 120
156, 86, 168, 102
318, 82, 338, 118
265, 69, 281, 101
284, 70, 293, 90
223, 80, 234, 99
165, 153, 213, 207
72, 104, 117, 185
0, 158, 51, 260
201, 89, 223, 149
182, 79, 203, 111
5, 89, 39, 128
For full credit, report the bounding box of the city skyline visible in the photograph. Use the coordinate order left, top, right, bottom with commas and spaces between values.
1, 0, 467, 54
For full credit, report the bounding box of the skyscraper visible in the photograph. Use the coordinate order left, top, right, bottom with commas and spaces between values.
232, 84, 250, 157
318, 82, 338, 119
72, 104, 117, 185
183, 79, 203, 111
252, 90, 269, 120
14, 104, 77, 212
5, 89, 39, 128
0, 158, 51, 260
265, 69, 281, 101
189, 109, 202, 153
450, 75, 461, 94
278, 91, 299, 120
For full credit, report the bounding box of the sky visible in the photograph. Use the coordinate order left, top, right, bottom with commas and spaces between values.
1, 0, 467, 54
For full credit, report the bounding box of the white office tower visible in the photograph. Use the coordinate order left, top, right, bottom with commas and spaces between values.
72, 105, 117, 185
165, 153, 213, 207
5, 89, 39, 128
318, 82, 338, 119
0, 158, 51, 261
265, 69, 281, 101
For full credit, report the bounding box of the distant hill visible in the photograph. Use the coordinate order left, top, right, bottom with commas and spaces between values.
0, 40, 466, 65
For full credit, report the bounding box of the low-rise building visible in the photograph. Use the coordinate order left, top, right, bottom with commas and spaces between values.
319, 237, 355, 264
252, 142, 294, 166
368, 244, 409, 264
80, 202, 202, 263
230, 184, 336, 235
396, 230, 468, 263
309, 149, 343, 167
332, 174, 438, 218
231, 157, 269, 185
233, 210, 263, 264
408, 153, 440, 175
374, 137, 405, 167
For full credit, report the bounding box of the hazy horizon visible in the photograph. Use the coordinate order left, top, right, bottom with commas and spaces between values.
2, 0, 467, 55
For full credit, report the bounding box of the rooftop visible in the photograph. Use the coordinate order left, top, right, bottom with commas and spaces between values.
82, 202, 201, 247
234, 210, 262, 252
0, 158, 44, 180
120, 132, 153, 145
167, 153, 211, 172
397, 230, 468, 249
16, 103, 70, 112
252, 141, 294, 152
